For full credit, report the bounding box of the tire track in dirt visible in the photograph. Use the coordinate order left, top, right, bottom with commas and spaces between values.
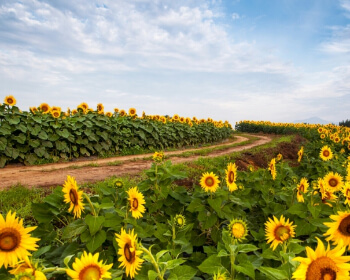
0, 134, 271, 189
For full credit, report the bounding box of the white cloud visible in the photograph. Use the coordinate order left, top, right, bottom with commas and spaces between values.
231, 13, 240, 20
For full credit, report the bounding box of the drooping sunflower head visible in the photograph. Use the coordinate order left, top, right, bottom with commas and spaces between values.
72, 109, 78, 115
296, 178, 309, 203
39, 103, 50, 114
62, 175, 84, 218
324, 211, 350, 249
126, 187, 146, 219
320, 146, 333, 161
4, 95, 16, 106
0, 211, 40, 269
129, 108, 136, 117
66, 251, 113, 280
324, 172, 344, 193
293, 237, 350, 280
105, 112, 113, 118
265, 215, 296, 251
200, 172, 220, 193
79, 102, 89, 111
343, 182, 350, 206
97, 103, 104, 113
225, 162, 237, 192
228, 219, 248, 242
297, 146, 304, 162
174, 214, 186, 228
268, 158, 277, 180
9, 256, 46, 280
30, 107, 38, 114
115, 228, 144, 279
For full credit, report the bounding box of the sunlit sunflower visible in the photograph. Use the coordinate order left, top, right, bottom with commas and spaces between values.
79, 102, 89, 111
297, 146, 304, 162
265, 215, 296, 251
174, 214, 186, 228
225, 162, 238, 192
320, 133, 326, 139
97, 103, 104, 114
276, 153, 283, 161
228, 219, 248, 242
39, 103, 50, 114
324, 211, 350, 249
292, 237, 350, 280
324, 172, 344, 193
105, 112, 113, 117
30, 107, 38, 114
268, 158, 277, 180
343, 182, 350, 206
172, 114, 180, 121
72, 109, 78, 115
152, 151, 164, 163
114, 108, 119, 113
213, 271, 227, 280
129, 108, 136, 117
115, 228, 144, 278
346, 163, 350, 182
9, 256, 46, 280
115, 179, 124, 188
66, 251, 112, 280
4, 95, 16, 106
119, 109, 126, 117
51, 110, 61, 119
62, 175, 84, 218
0, 211, 39, 269
296, 178, 309, 203
126, 187, 146, 219
318, 178, 337, 206
320, 146, 333, 161
200, 172, 220, 193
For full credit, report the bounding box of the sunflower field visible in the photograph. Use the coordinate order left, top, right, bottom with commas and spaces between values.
2, 116, 350, 279
0, 96, 232, 168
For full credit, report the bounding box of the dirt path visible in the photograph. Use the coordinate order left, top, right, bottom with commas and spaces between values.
0, 134, 271, 189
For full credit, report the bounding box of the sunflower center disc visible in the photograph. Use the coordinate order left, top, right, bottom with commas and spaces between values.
231, 223, 245, 239
323, 150, 330, 157
229, 172, 235, 184
177, 218, 184, 225
0, 231, 19, 251
339, 215, 350, 236
80, 265, 101, 280
306, 257, 337, 280
275, 226, 290, 241
124, 243, 135, 263
329, 179, 338, 187
8, 98, 13, 104
299, 184, 305, 192
69, 189, 78, 205
205, 177, 214, 187
132, 198, 138, 209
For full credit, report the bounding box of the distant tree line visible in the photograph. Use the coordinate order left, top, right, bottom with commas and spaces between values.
339, 119, 350, 127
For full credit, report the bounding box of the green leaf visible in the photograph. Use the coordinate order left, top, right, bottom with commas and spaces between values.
0, 126, 11, 135
34, 146, 46, 157
32, 245, 51, 258
156, 250, 169, 262
0, 137, 7, 151
234, 262, 255, 279
0, 157, 6, 168
258, 267, 289, 280
4, 146, 19, 159
85, 215, 105, 236
208, 197, 223, 217
25, 153, 38, 165
29, 139, 40, 148
163, 259, 186, 270
168, 265, 197, 280
38, 130, 48, 140
62, 219, 87, 239
233, 244, 259, 253
307, 203, 321, 219
198, 255, 224, 274
287, 203, 308, 218
203, 212, 217, 229
13, 133, 26, 144
148, 270, 158, 280
86, 230, 106, 253
8, 116, 20, 125
56, 141, 68, 151
31, 203, 54, 223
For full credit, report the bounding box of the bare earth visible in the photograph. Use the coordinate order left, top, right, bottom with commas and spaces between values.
0, 134, 271, 189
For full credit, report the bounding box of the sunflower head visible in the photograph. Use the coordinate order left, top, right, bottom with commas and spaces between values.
320, 146, 333, 161
324, 172, 344, 193
324, 211, 350, 249
66, 251, 112, 280
213, 271, 227, 280
265, 215, 296, 251
97, 103, 104, 113
296, 178, 309, 203
62, 175, 84, 218
225, 163, 238, 192
228, 219, 248, 242
293, 237, 350, 280
115, 179, 124, 188
29, 107, 38, 114
115, 228, 144, 278
152, 151, 164, 163
51, 110, 61, 119
276, 153, 283, 161
39, 103, 50, 114
268, 158, 277, 180
200, 172, 220, 193
0, 211, 40, 269
298, 146, 304, 162
119, 109, 126, 117
127, 187, 146, 219
174, 214, 186, 228
129, 108, 136, 117
4, 95, 16, 106
105, 111, 113, 117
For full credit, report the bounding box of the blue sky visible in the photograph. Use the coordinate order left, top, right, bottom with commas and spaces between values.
0, 0, 349, 125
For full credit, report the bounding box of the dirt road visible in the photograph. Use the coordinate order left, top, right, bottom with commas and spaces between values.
0, 134, 271, 189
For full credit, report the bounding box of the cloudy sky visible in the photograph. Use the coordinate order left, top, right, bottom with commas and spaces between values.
0, 0, 349, 125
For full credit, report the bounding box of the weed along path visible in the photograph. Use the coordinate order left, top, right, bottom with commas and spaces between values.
0, 134, 272, 189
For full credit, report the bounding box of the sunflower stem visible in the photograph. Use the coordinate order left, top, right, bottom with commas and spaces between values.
230, 239, 236, 280
42, 267, 67, 274
83, 193, 97, 217
140, 246, 164, 280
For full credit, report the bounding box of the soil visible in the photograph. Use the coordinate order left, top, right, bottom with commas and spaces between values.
0, 134, 305, 190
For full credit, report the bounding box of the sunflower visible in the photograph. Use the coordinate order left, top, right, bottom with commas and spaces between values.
115, 228, 144, 278
276, 153, 283, 161
320, 146, 333, 161
97, 103, 104, 114
172, 114, 180, 121
66, 251, 112, 280
0, 211, 39, 269
79, 102, 89, 111
296, 178, 309, 203
105, 112, 113, 117
9, 256, 46, 280
115, 180, 124, 188
324, 211, 350, 249
30, 107, 38, 114
213, 271, 227, 280
114, 108, 119, 113
265, 215, 296, 251
51, 109, 61, 119
174, 214, 186, 228
297, 146, 304, 162
320, 133, 326, 139
200, 172, 220, 193
62, 175, 84, 218
324, 172, 344, 192
72, 109, 78, 115
129, 108, 136, 117
152, 151, 164, 163
225, 163, 238, 192
39, 103, 50, 114
318, 178, 337, 206
268, 158, 277, 180
343, 182, 350, 206
292, 237, 350, 280
126, 187, 146, 219
119, 109, 126, 117
4, 95, 16, 106
228, 219, 248, 242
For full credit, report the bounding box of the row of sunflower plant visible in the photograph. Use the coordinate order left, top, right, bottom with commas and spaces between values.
1, 122, 350, 279
0, 95, 232, 167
